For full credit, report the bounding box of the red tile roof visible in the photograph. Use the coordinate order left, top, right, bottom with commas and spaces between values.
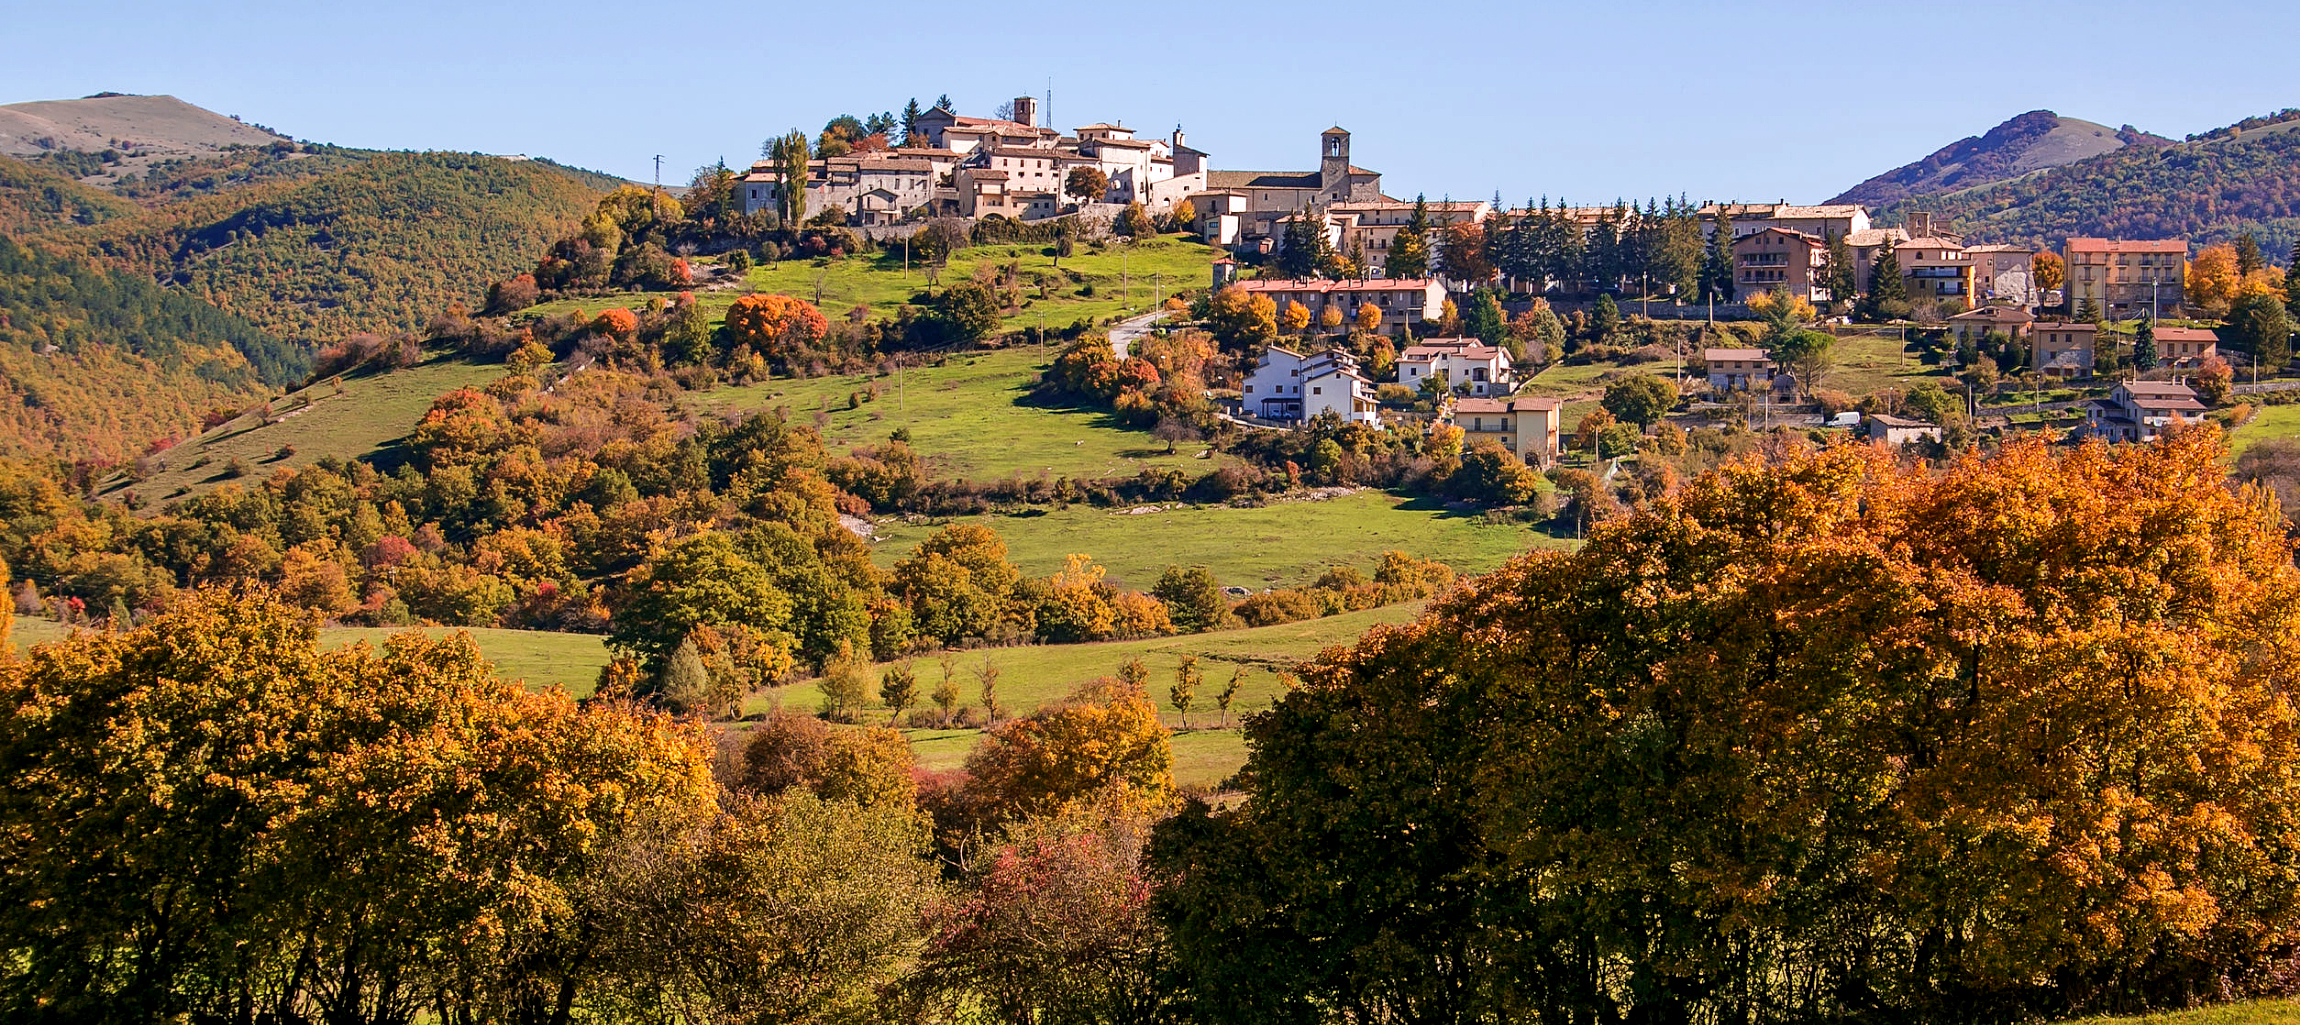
2065, 238, 2189, 254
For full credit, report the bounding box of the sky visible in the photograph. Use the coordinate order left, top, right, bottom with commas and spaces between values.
8, 0, 2298, 207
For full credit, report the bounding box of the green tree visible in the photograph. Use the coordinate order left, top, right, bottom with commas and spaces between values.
1600, 373, 1678, 427
1171, 655, 1202, 729
770, 129, 811, 225
1861, 236, 1906, 320
1700, 216, 1735, 302
818, 641, 873, 722
2133, 313, 2159, 370
2225, 289, 2295, 370
880, 661, 919, 724
2286, 238, 2300, 314
938, 281, 1002, 345
1770, 329, 1836, 397
609, 532, 795, 677
1388, 195, 1432, 278
1152, 565, 1227, 634
900, 97, 924, 146
1824, 230, 1858, 307
2238, 231, 2266, 275
1591, 293, 1622, 343
1464, 288, 1508, 347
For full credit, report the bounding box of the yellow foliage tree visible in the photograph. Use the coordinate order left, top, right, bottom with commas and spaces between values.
1356, 302, 1383, 333
2187, 242, 2242, 315
1319, 305, 1345, 332
1281, 300, 1313, 334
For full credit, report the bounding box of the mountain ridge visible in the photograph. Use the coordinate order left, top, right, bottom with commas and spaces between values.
1828, 110, 2169, 208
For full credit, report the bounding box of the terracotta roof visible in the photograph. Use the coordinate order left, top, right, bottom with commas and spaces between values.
2155, 327, 2219, 342
1901, 237, 1967, 251
2037, 322, 2098, 334
1456, 395, 1560, 415
1704, 347, 1771, 362
1401, 343, 1506, 361
2124, 380, 2201, 398
1074, 122, 1125, 131
2066, 238, 2189, 254
1735, 227, 1824, 246
1089, 138, 1153, 149
965, 169, 1009, 180
1964, 243, 2036, 254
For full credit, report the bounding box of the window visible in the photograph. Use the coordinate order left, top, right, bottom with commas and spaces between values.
1313, 387, 1323, 395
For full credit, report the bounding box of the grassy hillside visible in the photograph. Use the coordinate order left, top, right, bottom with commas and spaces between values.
767, 602, 1428, 787
688, 347, 1219, 481
1880, 109, 2300, 251
867, 489, 1554, 591
104, 353, 508, 503
2063, 1001, 2300, 1025
55, 151, 605, 344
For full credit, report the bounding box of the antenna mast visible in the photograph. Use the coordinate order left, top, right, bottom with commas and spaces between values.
652, 154, 664, 191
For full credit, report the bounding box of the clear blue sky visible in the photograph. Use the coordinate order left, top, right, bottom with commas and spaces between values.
8, 0, 2295, 206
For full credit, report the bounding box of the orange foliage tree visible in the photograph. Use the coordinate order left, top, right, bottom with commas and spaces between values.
725, 293, 830, 359
1162, 433, 2300, 1023
2187, 242, 2243, 314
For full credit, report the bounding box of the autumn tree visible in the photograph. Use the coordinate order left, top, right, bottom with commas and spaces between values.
1279, 300, 1313, 334
0, 587, 718, 1022
892, 524, 1021, 646
2031, 250, 2066, 296
1355, 301, 1383, 333
1440, 221, 1496, 285
1170, 654, 1201, 728
1116, 202, 1156, 239
1203, 286, 1278, 351
1156, 434, 2300, 1023
1215, 667, 1244, 728
961, 679, 1174, 826
725, 293, 830, 363
1318, 304, 1345, 333
2189, 241, 2243, 315
1064, 166, 1109, 206
1387, 195, 1433, 279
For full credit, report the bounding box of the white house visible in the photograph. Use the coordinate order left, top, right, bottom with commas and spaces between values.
1397, 338, 1514, 397
1240, 346, 1380, 425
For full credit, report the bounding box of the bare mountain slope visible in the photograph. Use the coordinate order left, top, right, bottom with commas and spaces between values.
1829, 110, 2168, 208
0, 93, 284, 157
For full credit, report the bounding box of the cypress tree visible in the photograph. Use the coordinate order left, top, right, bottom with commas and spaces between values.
2133, 313, 2158, 370
899, 98, 923, 147
1701, 215, 1735, 303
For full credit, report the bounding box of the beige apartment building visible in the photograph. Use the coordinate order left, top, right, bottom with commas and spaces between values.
1733, 228, 1828, 301
2034, 323, 2097, 379
1452, 395, 1564, 466
2064, 239, 2188, 316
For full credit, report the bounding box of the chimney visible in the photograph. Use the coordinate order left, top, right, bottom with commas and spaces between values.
1173, 126, 1185, 149
1011, 95, 1038, 127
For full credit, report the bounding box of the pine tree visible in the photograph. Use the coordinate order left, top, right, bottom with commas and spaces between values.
1701, 215, 1735, 303
1592, 294, 1622, 344
1825, 231, 1859, 307
1467, 289, 1508, 346
899, 98, 923, 147
2133, 313, 2158, 370
1862, 237, 1906, 320
1389, 195, 1432, 279
2238, 232, 2266, 276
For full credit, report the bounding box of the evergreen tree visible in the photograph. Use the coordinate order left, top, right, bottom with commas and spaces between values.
2078, 296, 2104, 324
1861, 237, 1906, 320
1277, 214, 1333, 279
2133, 314, 2158, 371
1387, 195, 1433, 279
1592, 294, 1622, 345
771, 129, 811, 225
2238, 232, 2266, 276
1824, 231, 1859, 307
1700, 215, 1735, 303
899, 98, 924, 147
1466, 288, 1508, 346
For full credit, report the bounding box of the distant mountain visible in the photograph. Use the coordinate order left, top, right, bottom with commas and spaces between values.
0, 94, 613, 460
0, 94, 291, 187
1874, 109, 2300, 254
1829, 111, 2169, 208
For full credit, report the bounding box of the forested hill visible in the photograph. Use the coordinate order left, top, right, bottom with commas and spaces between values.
1829, 110, 2166, 208
47, 151, 606, 343
0, 236, 286, 460
0, 155, 134, 235
1876, 109, 2300, 253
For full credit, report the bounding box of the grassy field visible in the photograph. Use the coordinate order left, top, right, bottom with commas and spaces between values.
686, 347, 1224, 481
867, 488, 1556, 592
758, 602, 1428, 788
2065, 1001, 2300, 1024
103, 355, 506, 506
13, 616, 611, 696
2230, 402, 2300, 458
521, 234, 1221, 333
